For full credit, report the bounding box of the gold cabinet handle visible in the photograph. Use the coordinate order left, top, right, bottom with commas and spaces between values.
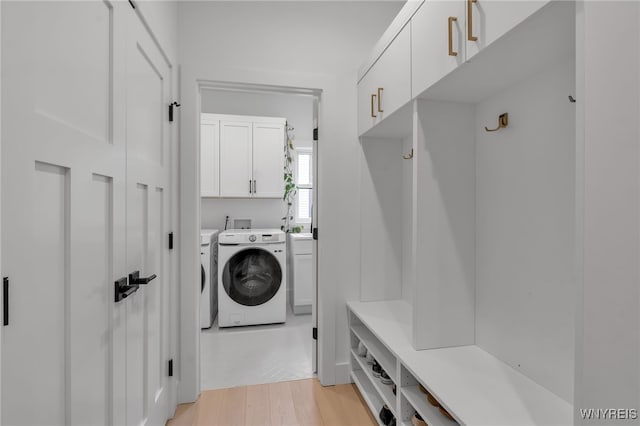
448, 17, 458, 56
467, 0, 478, 41
377, 87, 384, 112
371, 94, 377, 118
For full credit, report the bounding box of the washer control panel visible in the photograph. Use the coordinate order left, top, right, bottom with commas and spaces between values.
218, 229, 286, 245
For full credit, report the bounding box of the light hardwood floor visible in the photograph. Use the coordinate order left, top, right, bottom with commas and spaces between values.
167, 378, 377, 426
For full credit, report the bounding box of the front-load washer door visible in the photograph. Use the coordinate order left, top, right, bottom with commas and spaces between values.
222, 247, 282, 306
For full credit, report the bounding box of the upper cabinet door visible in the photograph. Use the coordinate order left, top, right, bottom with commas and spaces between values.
373, 23, 412, 123
358, 68, 378, 136
252, 122, 285, 198
220, 121, 253, 197
465, 0, 549, 60
200, 116, 220, 197
358, 23, 411, 136
412, 1, 466, 98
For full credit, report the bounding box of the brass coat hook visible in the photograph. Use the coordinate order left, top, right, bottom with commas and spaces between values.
485, 113, 509, 132
403, 148, 413, 160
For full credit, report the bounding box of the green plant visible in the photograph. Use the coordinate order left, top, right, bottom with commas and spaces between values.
282, 124, 303, 233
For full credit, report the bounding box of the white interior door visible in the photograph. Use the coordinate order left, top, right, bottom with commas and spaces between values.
125, 8, 172, 426
1, 1, 128, 424
252, 122, 285, 198
219, 121, 253, 198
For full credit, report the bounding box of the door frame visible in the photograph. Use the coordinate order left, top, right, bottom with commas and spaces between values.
179, 80, 326, 401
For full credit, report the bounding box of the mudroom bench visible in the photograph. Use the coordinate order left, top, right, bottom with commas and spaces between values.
348, 301, 573, 426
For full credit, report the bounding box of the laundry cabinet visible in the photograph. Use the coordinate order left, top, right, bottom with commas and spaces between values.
200, 114, 285, 198
200, 115, 220, 197
288, 233, 313, 314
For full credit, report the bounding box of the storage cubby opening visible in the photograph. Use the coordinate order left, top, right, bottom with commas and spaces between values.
359, 128, 415, 305
413, 0, 576, 403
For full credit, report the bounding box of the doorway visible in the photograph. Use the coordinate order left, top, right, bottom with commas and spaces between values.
196, 82, 320, 391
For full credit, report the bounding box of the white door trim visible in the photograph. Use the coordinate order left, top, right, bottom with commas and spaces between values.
178, 80, 330, 403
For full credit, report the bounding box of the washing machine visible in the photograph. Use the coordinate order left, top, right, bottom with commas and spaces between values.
218, 229, 287, 327
200, 229, 219, 329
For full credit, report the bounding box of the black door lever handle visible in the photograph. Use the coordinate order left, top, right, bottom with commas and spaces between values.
129, 271, 157, 285
115, 277, 138, 303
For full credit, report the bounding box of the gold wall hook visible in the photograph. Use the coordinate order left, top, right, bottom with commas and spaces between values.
403, 148, 414, 160
484, 113, 509, 132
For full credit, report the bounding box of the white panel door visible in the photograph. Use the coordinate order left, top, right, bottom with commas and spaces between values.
412, 1, 465, 97
466, 0, 549, 60
125, 8, 172, 426
252, 122, 285, 198
1, 1, 127, 425
200, 116, 220, 197
219, 121, 253, 197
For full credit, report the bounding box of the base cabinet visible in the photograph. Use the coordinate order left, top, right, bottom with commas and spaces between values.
288, 234, 313, 314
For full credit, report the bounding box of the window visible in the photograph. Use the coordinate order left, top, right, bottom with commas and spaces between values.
295, 148, 313, 223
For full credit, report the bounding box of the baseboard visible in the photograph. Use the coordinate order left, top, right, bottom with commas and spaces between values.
334, 362, 351, 385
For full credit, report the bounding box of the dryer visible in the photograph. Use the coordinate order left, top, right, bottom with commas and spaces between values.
218, 229, 286, 327
200, 229, 219, 329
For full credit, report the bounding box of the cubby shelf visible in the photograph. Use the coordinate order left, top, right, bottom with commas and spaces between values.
351, 325, 397, 379
350, 349, 396, 415
350, 370, 386, 426
401, 386, 455, 426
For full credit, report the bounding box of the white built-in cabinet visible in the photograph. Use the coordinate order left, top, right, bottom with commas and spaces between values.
351, 1, 627, 424
200, 115, 220, 197
200, 114, 285, 198
219, 120, 253, 197
288, 233, 313, 314
411, 0, 465, 97
464, 0, 548, 60
252, 121, 287, 198
357, 23, 412, 136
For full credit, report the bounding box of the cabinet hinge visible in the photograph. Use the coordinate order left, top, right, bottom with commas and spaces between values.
168, 232, 174, 250
313, 127, 318, 141
3, 277, 8, 326
312, 327, 318, 340
313, 228, 318, 240
168, 359, 174, 377
128, 0, 136, 9
168, 102, 181, 122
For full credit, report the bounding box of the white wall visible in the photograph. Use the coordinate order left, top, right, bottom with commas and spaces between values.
177, 0, 404, 402
475, 57, 576, 404
202, 90, 314, 144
